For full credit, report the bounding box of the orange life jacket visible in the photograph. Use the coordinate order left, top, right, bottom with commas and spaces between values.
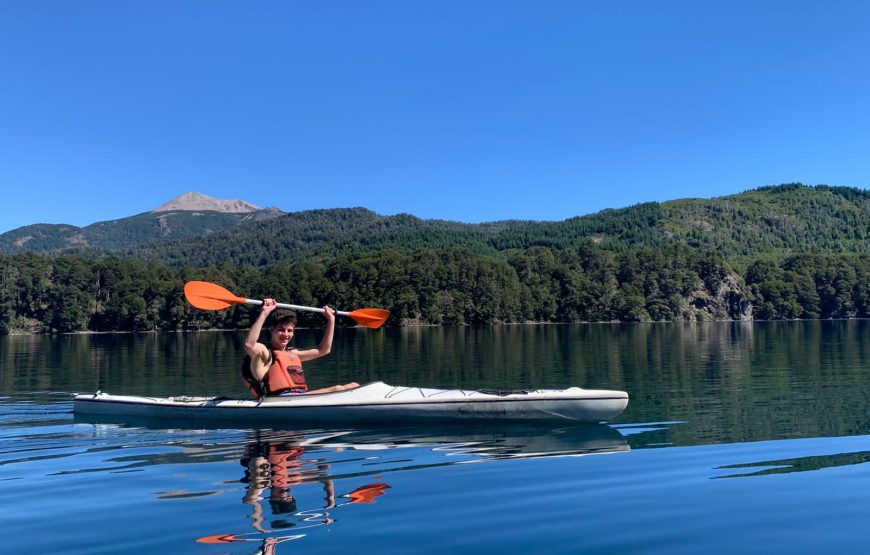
264, 349, 308, 394
267, 443, 306, 488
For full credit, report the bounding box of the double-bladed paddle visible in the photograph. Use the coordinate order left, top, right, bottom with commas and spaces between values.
183, 280, 390, 329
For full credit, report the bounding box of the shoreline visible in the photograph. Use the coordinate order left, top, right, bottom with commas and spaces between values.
3, 318, 869, 337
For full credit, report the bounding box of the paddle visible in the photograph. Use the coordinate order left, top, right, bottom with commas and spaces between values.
183, 281, 390, 329
197, 532, 304, 545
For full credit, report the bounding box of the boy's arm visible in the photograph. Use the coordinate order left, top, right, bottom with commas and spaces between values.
244, 299, 276, 378
296, 306, 336, 362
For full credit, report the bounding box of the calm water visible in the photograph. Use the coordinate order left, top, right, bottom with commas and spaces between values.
1, 322, 868, 554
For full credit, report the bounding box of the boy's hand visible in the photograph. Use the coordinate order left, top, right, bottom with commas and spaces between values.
323, 305, 335, 324
262, 298, 278, 315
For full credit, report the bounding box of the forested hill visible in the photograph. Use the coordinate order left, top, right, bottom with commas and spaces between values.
492, 184, 870, 255
127, 208, 517, 266
127, 184, 870, 267
3, 184, 868, 264
0, 193, 284, 254
3, 183, 870, 333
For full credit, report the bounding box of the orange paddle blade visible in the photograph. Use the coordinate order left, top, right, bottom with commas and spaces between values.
347, 482, 391, 504
348, 308, 390, 329
184, 281, 248, 311
196, 533, 241, 544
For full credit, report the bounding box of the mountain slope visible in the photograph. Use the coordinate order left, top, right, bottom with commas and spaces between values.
4, 183, 869, 263
128, 184, 870, 268
0, 193, 283, 254
128, 208, 514, 267
488, 184, 870, 255
657, 184, 870, 255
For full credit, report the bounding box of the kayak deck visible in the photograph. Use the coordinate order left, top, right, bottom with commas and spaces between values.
73, 381, 629, 423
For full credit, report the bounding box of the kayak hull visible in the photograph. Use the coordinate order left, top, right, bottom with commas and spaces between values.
73, 381, 629, 424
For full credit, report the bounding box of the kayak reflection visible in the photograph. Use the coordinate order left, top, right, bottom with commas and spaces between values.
73, 412, 630, 467
75, 410, 631, 464
195, 424, 627, 552
70, 418, 629, 551
198, 431, 390, 554
311, 422, 631, 461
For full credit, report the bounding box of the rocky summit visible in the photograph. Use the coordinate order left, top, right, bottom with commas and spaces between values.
151, 192, 261, 213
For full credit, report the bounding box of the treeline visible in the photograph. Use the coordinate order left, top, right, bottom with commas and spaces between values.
4, 246, 870, 334
5, 184, 870, 267
119, 184, 870, 270
745, 255, 870, 319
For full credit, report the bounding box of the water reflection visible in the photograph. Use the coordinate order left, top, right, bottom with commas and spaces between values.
323, 423, 630, 461
6, 320, 870, 445
184, 424, 627, 552
714, 450, 870, 479
196, 432, 390, 553
68, 417, 631, 464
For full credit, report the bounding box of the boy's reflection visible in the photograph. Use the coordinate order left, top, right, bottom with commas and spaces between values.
241, 435, 334, 531
199, 433, 389, 554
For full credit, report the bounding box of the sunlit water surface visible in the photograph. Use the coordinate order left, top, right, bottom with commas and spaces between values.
1, 322, 868, 554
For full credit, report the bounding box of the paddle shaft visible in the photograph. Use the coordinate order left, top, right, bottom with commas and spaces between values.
243, 298, 350, 317
183, 281, 388, 328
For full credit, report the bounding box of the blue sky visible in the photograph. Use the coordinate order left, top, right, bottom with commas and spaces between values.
1, 1, 869, 233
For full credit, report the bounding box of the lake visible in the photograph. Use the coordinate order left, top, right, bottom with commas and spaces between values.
1, 321, 868, 554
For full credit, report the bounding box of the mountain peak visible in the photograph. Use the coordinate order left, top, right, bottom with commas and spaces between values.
152, 192, 261, 213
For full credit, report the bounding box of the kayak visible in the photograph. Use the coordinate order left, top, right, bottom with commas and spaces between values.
73, 381, 628, 423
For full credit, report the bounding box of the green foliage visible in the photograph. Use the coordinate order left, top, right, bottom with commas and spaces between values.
108, 184, 870, 268
658, 184, 870, 256
3, 244, 870, 334
0, 244, 750, 333
6, 184, 870, 267
745, 254, 870, 320
3, 184, 870, 332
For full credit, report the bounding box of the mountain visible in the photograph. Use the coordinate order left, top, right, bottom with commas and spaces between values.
127, 183, 870, 268
4, 183, 870, 332
0, 193, 284, 254
152, 191, 261, 213
4, 184, 870, 263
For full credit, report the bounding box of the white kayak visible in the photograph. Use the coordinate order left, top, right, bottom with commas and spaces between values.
73, 381, 628, 423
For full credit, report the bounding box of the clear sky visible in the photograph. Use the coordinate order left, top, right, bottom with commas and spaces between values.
1, 1, 869, 233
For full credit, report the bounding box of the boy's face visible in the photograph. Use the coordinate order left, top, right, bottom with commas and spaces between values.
270, 322, 295, 349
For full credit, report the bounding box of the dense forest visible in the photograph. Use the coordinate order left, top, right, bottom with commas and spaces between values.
2, 184, 870, 334
3, 246, 870, 333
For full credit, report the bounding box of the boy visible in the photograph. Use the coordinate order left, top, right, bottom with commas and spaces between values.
243, 298, 359, 396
